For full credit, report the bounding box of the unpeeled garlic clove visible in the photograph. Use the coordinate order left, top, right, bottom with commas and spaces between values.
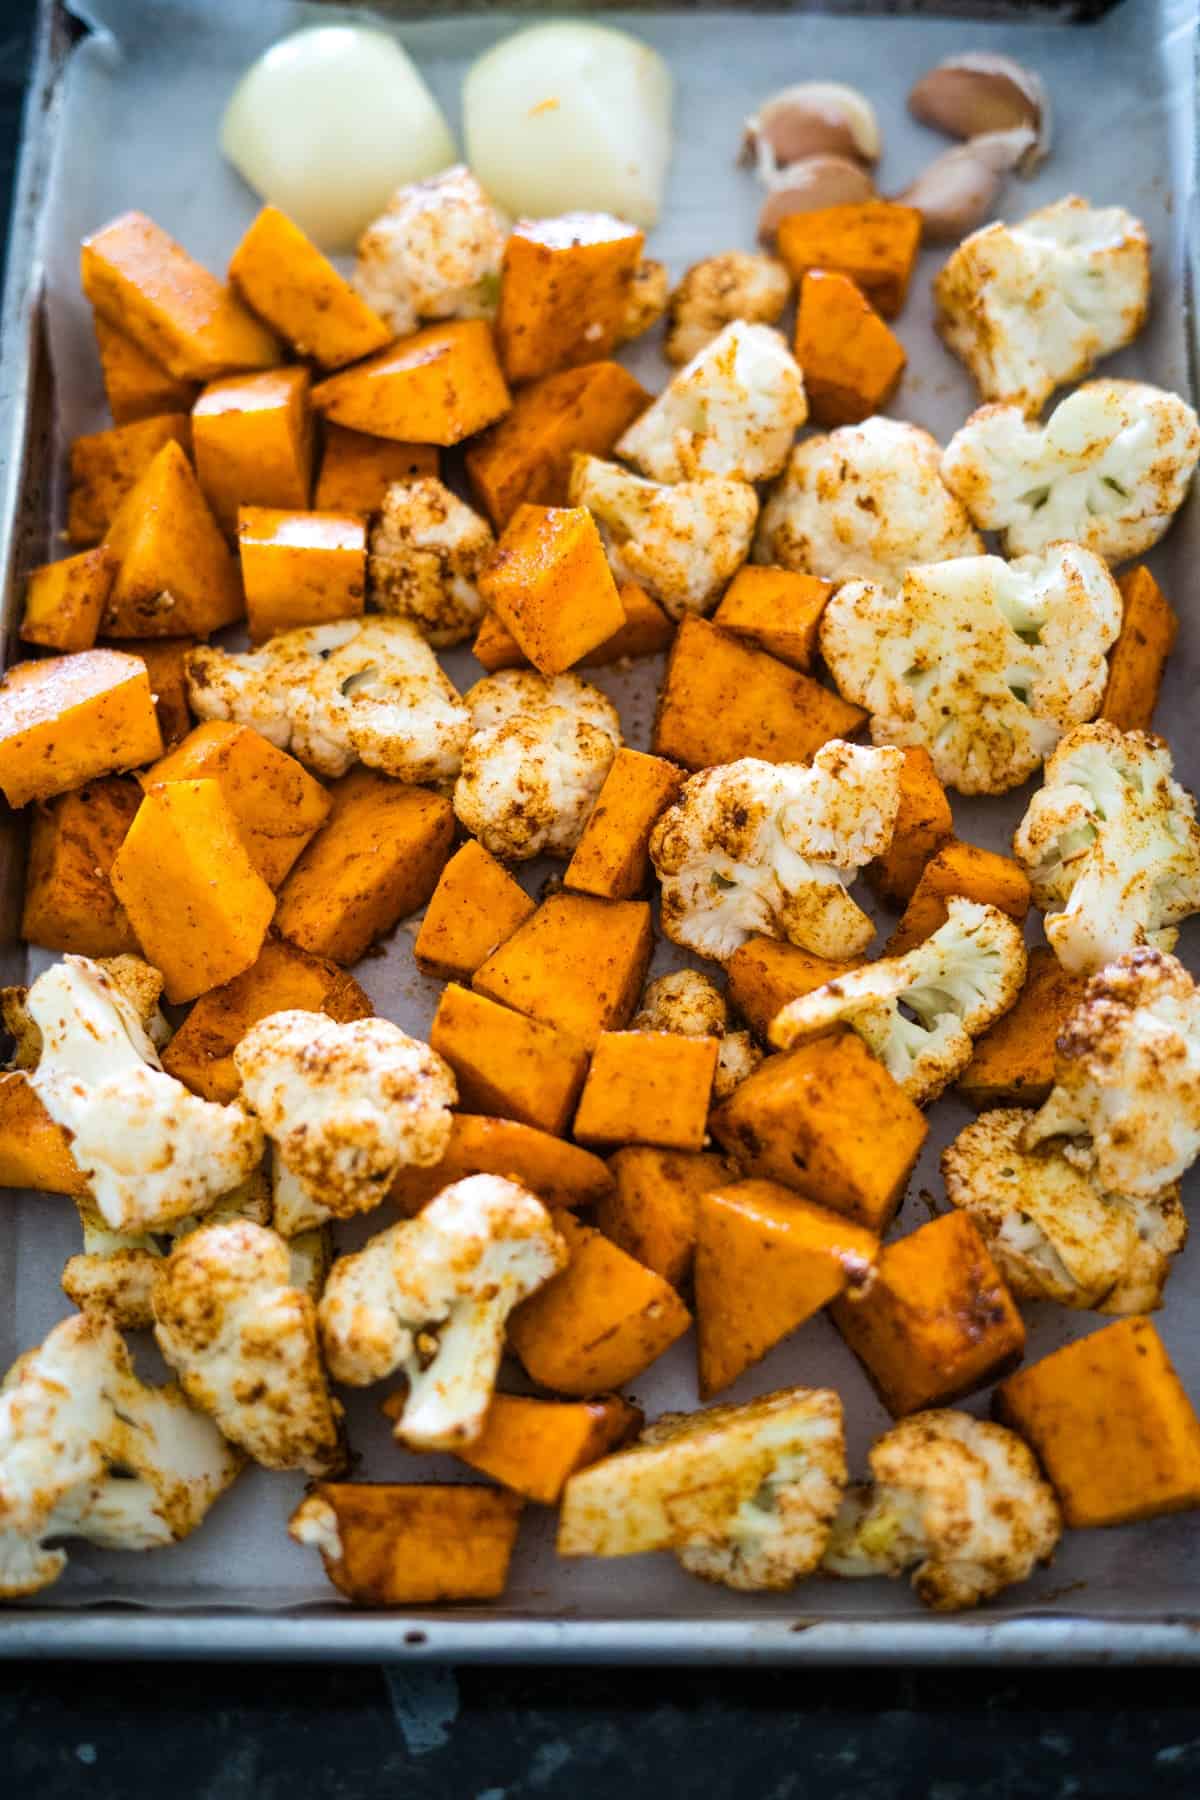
896, 127, 1038, 242
741, 82, 881, 182
908, 53, 1050, 172
757, 156, 877, 244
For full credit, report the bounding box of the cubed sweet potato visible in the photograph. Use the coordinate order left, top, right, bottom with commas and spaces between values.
238, 506, 366, 642
413, 840, 536, 981
596, 1146, 732, 1288
275, 769, 453, 965
102, 440, 244, 637
794, 269, 907, 424
776, 202, 923, 320
314, 426, 439, 513
389, 1114, 613, 1218
473, 892, 653, 1049
653, 616, 865, 769
109, 777, 276, 1002
472, 582, 673, 674
192, 366, 314, 533
711, 565, 832, 670
994, 1317, 1200, 1529
0, 651, 163, 808
495, 215, 645, 383
20, 547, 116, 652
865, 746, 954, 909
436, 1393, 643, 1505
228, 206, 393, 370
565, 748, 683, 901
67, 413, 192, 546
574, 1031, 719, 1152
21, 776, 140, 956
1102, 564, 1180, 733
509, 1211, 692, 1395
310, 321, 510, 446
957, 946, 1088, 1110
429, 985, 589, 1138
725, 937, 867, 1039
102, 636, 194, 747
478, 503, 625, 676
290, 1482, 524, 1604
885, 838, 1031, 954
831, 1210, 1025, 1416
93, 316, 200, 425
0, 1073, 86, 1196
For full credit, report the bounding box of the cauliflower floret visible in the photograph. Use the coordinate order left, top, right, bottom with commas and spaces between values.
935, 197, 1151, 415
4, 952, 169, 1069
823, 1411, 1062, 1612
568, 453, 758, 620
187, 617, 470, 783
0, 1312, 241, 1598
755, 418, 982, 586
649, 742, 904, 962
558, 1387, 846, 1592
665, 251, 792, 366
943, 1108, 1186, 1314
153, 1219, 345, 1477
617, 320, 807, 484
234, 1012, 457, 1225
453, 669, 621, 862
353, 164, 508, 336
367, 478, 495, 647
713, 1031, 764, 1101
621, 257, 670, 343
941, 379, 1200, 563
771, 897, 1027, 1105
318, 1174, 566, 1449
27, 957, 263, 1233
820, 543, 1122, 796
632, 970, 762, 1099
1012, 722, 1200, 974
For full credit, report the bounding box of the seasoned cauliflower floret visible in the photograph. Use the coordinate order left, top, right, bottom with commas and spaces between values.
1012, 722, 1200, 975
318, 1174, 566, 1449
187, 617, 470, 783
0, 1312, 241, 1598
4, 952, 169, 1069
632, 970, 762, 1100
453, 669, 621, 862
665, 251, 792, 366
823, 1411, 1062, 1612
935, 197, 1151, 415
568, 453, 758, 620
621, 257, 670, 343
367, 478, 495, 647
820, 542, 1122, 795
756, 418, 982, 585
27, 957, 263, 1234
617, 320, 807, 484
353, 164, 508, 336
649, 743, 903, 962
941, 379, 1200, 564
943, 1108, 1186, 1314
153, 1219, 345, 1477
771, 897, 1027, 1105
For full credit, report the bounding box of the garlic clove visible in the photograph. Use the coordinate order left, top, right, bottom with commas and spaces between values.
741, 82, 880, 183
896, 128, 1038, 242
757, 156, 877, 245
908, 53, 1050, 172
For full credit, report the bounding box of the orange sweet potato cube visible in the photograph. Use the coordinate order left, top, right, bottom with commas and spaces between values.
712, 565, 832, 670
389, 1114, 613, 1218
413, 839, 536, 981
653, 617, 866, 770
0, 1073, 87, 1196
472, 582, 673, 674
311, 320, 510, 445
478, 503, 625, 676
275, 769, 453, 965
574, 1031, 719, 1152
102, 636, 194, 747
290, 1482, 524, 1605
429, 985, 589, 1138
20, 547, 116, 652
710, 1030, 927, 1231
102, 440, 244, 637
93, 316, 199, 425
885, 838, 1031, 954
994, 1317, 1200, 1529
1102, 565, 1180, 733
228, 206, 392, 370
725, 937, 867, 1038
82, 209, 280, 382
22, 776, 140, 956
565, 748, 683, 900
831, 1210, 1025, 1416
191, 367, 314, 533
695, 1179, 879, 1398
237, 506, 366, 642
776, 202, 923, 320
471, 610, 526, 673
866, 746, 954, 909
495, 215, 645, 383
957, 946, 1088, 1110
314, 425, 438, 513
110, 777, 276, 1002
473, 892, 653, 1049
444, 1393, 643, 1504
794, 269, 907, 425
0, 651, 163, 808
162, 937, 372, 1103
508, 1211, 692, 1395
67, 413, 191, 546
596, 1146, 732, 1288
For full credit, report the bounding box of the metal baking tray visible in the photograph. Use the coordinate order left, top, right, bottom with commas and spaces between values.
4, 0, 1200, 1662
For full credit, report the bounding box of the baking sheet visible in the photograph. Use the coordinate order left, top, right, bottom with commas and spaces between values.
5, 0, 1200, 1629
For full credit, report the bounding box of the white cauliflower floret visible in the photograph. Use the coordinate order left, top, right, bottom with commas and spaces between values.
935, 197, 1151, 415
558, 1387, 846, 1592
4, 952, 169, 1069
367, 478, 495, 647
771, 897, 1027, 1105
617, 320, 807, 484
649, 743, 904, 963
234, 1012, 457, 1225
665, 251, 792, 366
944, 1108, 1186, 1314
568, 453, 758, 620
713, 1032, 765, 1101
153, 1219, 345, 1477
1024, 948, 1200, 1198
453, 670, 621, 862
1012, 722, 1200, 975
318, 1174, 566, 1448
941, 379, 1200, 564
755, 418, 982, 587
27, 957, 263, 1234
187, 617, 470, 783
632, 970, 762, 1099
820, 543, 1122, 796
823, 1411, 1062, 1612
0, 1312, 241, 1598
353, 164, 508, 336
